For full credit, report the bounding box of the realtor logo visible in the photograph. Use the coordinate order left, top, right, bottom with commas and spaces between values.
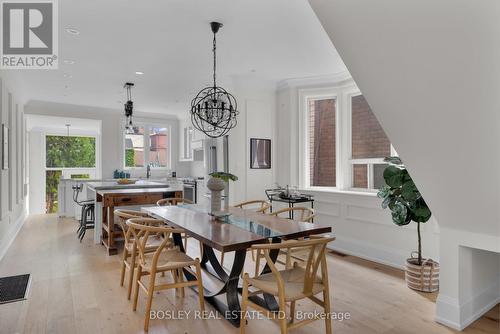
1, 0, 58, 69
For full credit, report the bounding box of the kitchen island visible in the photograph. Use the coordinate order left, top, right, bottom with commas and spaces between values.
87, 180, 183, 255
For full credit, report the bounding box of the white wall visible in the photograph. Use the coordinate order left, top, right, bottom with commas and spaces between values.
0, 77, 28, 261
228, 76, 277, 204
28, 130, 44, 214
308, 0, 500, 329
276, 76, 439, 268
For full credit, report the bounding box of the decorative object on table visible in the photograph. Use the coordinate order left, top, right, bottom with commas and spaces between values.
250, 138, 271, 169
123, 82, 135, 134
116, 179, 137, 185
2, 124, 8, 170
207, 172, 238, 216
190, 22, 238, 138
377, 156, 438, 292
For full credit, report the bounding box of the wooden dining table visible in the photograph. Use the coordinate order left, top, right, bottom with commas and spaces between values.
142, 204, 332, 327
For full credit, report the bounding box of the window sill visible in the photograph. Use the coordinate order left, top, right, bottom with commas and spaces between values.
299, 187, 378, 197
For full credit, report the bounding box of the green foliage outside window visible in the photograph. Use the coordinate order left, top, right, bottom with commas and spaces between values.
46, 170, 62, 214
125, 149, 136, 167
46, 136, 96, 168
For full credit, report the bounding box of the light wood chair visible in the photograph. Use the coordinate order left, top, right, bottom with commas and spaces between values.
241, 236, 335, 334
255, 207, 316, 275
156, 198, 202, 256
270, 207, 315, 222
220, 200, 271, 268
233, 200, 271, 214
115, 209, 166, 300
127, 218, 205, 332
156, 197, 194, 206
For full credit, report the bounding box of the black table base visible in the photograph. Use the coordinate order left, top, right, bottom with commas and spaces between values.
172, 233, 280, 327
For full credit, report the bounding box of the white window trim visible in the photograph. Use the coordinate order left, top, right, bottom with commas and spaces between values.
299, 84, 395, 194
122, 121, 172, 170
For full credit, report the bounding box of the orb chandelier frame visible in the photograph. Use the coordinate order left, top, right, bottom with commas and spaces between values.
190, 22, 238, 138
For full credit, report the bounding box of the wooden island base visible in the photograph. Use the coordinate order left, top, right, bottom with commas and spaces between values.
96, 188, 182, 255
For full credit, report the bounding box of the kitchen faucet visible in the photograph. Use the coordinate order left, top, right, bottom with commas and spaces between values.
146, 164, 151, 179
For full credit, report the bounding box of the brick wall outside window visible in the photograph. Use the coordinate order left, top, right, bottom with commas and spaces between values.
351, 95, 391, 159
351, 95, 391, 188
309, 98, 336, 187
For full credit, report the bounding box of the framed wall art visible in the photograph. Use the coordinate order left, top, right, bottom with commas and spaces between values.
250, 138, 271, 169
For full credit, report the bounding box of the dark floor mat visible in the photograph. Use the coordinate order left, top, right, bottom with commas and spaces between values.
0, 274, 30, 304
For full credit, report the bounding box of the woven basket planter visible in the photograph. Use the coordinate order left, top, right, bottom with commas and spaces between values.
405, 257, 439, 293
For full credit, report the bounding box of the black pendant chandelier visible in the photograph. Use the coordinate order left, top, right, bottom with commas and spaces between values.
190, 22, 238, 138
124, 82, 135, 134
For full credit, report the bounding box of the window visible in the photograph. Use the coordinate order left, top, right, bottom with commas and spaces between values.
45, 135, 97, 213
350, 94, 392, 190
124, 124, 170, 169
124, 126, 145, 168
148, 127, 168, 167
46, 135, 96, 168
300, 87, 395, 193
307, 98, 336, 187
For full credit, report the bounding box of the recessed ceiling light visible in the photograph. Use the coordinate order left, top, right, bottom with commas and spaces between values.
135, 71, 144, 75
65, 27, 80, 35
63, 73, 72, 78
63, 59, 75, 65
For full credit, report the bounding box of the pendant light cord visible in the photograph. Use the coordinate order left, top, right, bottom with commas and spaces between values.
213, 32, 217, 88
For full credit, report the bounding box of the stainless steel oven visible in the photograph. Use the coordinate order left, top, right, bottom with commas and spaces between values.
183, 181, 197, 203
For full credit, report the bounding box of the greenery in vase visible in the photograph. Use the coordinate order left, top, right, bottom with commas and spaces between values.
209, 172, 238, 182
377, 156, 432, 265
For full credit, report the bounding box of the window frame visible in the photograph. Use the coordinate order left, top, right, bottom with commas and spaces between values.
299, 87, 341, 191
299, 85, 396, 194
122, 121, 171, 170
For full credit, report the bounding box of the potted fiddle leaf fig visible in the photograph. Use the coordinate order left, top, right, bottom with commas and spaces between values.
207, 172, 238, 214
377, 157, 439, 292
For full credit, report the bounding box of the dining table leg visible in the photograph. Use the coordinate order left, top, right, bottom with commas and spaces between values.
172, 232, 248, 327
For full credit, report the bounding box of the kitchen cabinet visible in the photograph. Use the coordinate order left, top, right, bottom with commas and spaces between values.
180, 118, 206, 161
179, 121, 194, 161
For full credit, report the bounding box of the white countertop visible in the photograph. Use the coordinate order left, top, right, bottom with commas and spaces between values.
87, 180, 172, 191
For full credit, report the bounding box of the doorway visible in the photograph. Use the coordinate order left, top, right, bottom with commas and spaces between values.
26, 115, 102, 215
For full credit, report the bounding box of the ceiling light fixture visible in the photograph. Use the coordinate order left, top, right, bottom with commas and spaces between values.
65, 27, 80, 35
190, 22, 238, 138
63, 73, 72, 78
123, 82, 135, 134
63, 59, 75, 65
135, 71, 144, 75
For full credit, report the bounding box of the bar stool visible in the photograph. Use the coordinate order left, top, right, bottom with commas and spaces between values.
72, 183, 95, 242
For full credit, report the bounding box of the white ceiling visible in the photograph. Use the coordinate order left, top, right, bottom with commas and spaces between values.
6, 0, 346, 116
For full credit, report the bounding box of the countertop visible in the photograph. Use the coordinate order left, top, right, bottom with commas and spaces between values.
87, 180, 174, 191
94, 187, 180, 195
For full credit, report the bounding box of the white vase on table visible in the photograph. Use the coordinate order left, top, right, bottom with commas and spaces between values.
206, 177, 226, 214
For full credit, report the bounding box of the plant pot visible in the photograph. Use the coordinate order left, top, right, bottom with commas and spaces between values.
405, 257, 439, 293
206, 177, 226, 214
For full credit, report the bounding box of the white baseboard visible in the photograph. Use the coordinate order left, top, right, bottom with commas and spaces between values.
0, 206, 27, 262
328, 234, 408, 270
436, 281, 500, 331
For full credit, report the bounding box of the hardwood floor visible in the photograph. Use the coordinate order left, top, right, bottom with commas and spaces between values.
0, 214, 498, 334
